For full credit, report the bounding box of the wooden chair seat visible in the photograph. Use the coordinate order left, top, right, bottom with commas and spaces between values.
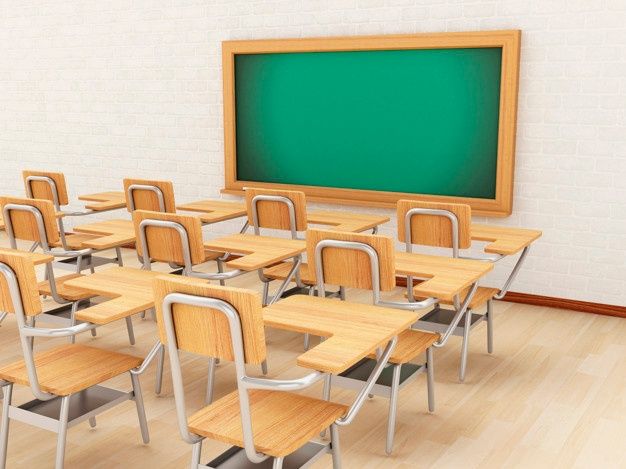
411, 286, 499, 310
38, 273, 94, 301
264, 261, 315, 285
0, 344, 142, 396
187, 389, 347, 458
50, 233, 103, 250
368, 329, 439, 364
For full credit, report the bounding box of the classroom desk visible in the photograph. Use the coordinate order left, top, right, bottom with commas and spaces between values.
72, 219, 136, 250
263, 295, 418, 374
179, 200, 389, 233
64, 267, 163, 324
71, 199, 254, 249
203, 234, 306, 271
264, 250, 493, 303
77, 191, 127, 212
65, 267, 417, 376
307, 210, 389, 233
471, 224, 542, 256
394, 252, 493, 302
176, 199, 248, 224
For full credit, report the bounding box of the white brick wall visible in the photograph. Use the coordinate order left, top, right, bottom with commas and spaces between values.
0, 0, 624, 305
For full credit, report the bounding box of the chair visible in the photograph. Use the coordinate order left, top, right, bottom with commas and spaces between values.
22, 171, 124, 261
0, 248, 149, 469
154, 274, 346, 468
306, 228, 440, 455
132, 209, 251, 399
123, 178, 177, 213
244, 187, 344, 308
397, 199, 499, 382
0, 196, 134, 344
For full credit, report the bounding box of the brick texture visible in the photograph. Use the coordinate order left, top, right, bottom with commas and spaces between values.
0, 0, 624, 305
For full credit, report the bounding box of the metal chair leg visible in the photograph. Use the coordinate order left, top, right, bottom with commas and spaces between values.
486, 300, 494, 354
272, 457, 284, 469
261, 360, 268, 376
330, 423, 342, 468
0, 384, 13, 469
261, 281, 269, 306
191, 441, 202, 469
88, 417, 96, 428
0, 312, 7, 326
69, 302, 79, 344
386, 364, 401, 455
205, 358, 217, 404
320, 374, 332, 438
155, 344, 165, 395
217, 259, 225, 287
323, 374, 331, 401
339, 286, 346, 300
130, 372, 150, 444
426, 347, 435, 412
125, 317, 136, 345
115, 247, 124, 267
303, 333, 310, 351
459, 309, 472, 382
55, 395, 70, 469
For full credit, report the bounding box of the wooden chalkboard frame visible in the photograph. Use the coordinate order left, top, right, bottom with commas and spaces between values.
222, 30, 521, 217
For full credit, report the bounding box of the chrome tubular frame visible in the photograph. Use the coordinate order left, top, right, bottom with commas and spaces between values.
494, 245, 531, 299
161, 292, 335, 466
433, 281, 479, 348
127, 184, 166, 212
334, 336, 397, 427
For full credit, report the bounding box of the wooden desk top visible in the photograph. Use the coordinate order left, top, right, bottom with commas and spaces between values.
471, 224, 542, 256
307, 210, 389, 233
394, 252, 493, 302
64, 267, 163, 325
178, 200, 388, 232
73, 219, 135, 250
176, 199, 248, 224
203, 234, 305, 271
77, 191, 127, 212
263, 295, 418, 374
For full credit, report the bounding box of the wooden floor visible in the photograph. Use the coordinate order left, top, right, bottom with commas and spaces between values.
1, 240, 625, 468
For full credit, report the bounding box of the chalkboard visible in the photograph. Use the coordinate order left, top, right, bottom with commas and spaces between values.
222, 32, 520, 216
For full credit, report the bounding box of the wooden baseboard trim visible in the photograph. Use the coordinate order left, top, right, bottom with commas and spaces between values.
498, 292, 626, 318
396, 276, 625, 318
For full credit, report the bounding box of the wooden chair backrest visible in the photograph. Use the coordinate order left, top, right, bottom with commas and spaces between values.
0, 248, 43, 316
153, 275, 266, 364
0, 197, 60, 245
245, 187, 308, 232
123, 178, 176, 213
22, 170, 69, 207
397, 200, 472, 250
132, 210, 206, 266
306, 229, 396, 292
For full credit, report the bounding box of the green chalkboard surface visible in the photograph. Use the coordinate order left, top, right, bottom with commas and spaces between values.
234, 47, 502, 200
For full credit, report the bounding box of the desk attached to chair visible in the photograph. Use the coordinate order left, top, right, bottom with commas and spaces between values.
77, 191, 127, 212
